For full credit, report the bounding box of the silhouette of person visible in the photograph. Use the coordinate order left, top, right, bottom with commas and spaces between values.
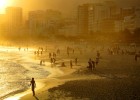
91, 60, 95, 70
61, 62, 66, 67
70, 60, 73, 68
40, 60, 43, 65
30, 78, 36, 96
75, 58, 78, 65
49, 53, 51, 58
88, 58, 92, 71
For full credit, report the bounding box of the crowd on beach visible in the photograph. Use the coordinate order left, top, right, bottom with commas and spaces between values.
33, 46, 80, 69
17, 42, 140, 72
32, 45, 102, 72
15, 43, 140, 97
31, 43, 140, 71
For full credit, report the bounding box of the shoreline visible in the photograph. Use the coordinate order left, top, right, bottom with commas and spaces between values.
4, 64, 78, 100
4, 80, 45, 100
2, 44, 140, 100
19, 65, 106, 100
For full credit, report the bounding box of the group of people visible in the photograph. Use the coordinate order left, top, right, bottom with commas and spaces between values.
61, 58, 78, 68
22, 43, 140, 97
87, 58, 96, 71
87, 51, 100, 71
107, 45, 140, 62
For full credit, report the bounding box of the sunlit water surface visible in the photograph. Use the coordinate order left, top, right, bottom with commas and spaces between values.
0, 46, 50, 99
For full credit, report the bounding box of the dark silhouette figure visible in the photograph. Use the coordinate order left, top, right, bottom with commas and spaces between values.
88, 61, 92, 71
40, 60, 43, 65
49, 53, 51, 58
30, 78, 36, 96
75, 58, 78, 65
135, 54, 138, 61
73, 49, 75, 54
61, 62, 66, 67
96, 57, 99, 65
57, 49, 60, 54
18, 47, 21, 51
53, 58, 56, 64
91, 60, 95, 70
88, 59, 92, 71
70, 60, 73, 68
50, 58, 53, 64
67, 51, 69, 56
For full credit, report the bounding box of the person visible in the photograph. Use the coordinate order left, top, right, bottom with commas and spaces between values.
87, 59, 92, 71
96, 57, 99, 65
30, 78, 36, 96
75, 58, 78, 65
70, 60, 73, 68
73, 49, 75, 54
50, 58, 53, 64
40, 60, 43, 65
91, 60, 95, 70
57, 49, 60, 54
135, 54, 138, 61
67, 51, 69, 56
18, 47, 21, 51
53, 58, 56, 64
61, 62, 66, 67
49, 53, 51, 58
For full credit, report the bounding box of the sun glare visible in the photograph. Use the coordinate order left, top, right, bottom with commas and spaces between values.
0, 0, 11, 13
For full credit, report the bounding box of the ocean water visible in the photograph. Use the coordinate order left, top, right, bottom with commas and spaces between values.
0, 46, 50, 99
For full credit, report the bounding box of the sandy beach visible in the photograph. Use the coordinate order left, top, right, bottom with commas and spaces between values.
3, 44, 140, 100
0, 0, 140, 99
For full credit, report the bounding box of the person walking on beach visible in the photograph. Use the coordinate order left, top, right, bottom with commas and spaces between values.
30, 78, 36, 96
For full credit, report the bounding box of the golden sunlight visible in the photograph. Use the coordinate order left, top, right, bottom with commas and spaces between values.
0, 0, 12, 13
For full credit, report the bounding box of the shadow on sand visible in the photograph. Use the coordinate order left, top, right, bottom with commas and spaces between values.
34, 95, 39, 100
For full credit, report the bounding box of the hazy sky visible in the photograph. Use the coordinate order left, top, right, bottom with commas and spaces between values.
12, 0, 140, 10
1, 0, 140, 15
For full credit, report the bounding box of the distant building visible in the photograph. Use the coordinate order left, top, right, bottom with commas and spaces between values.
100, 19, 115, 33
114, 20, 124, 32
77, 1, 121, 34
0, 14, 7, 33
121, 7, 135, 17
134, 8, 140, 29
78, 4, 89, 34
58, 17, 77, 36
28, 9, 62, 34
5, 7, 23, 33
100, 19, 124, 33
28, 10, 46, 34
124, 16, 135, 32
78, 3, 106, 34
